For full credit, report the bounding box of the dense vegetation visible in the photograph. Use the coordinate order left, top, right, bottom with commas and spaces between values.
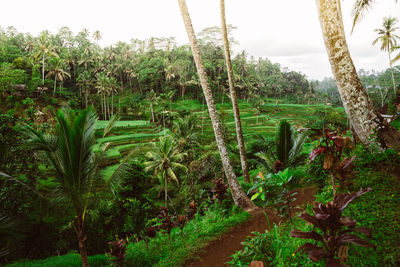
1, 2, 400, 266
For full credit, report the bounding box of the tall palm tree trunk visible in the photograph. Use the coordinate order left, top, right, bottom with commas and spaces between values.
388, 51, 396, 95
42, 54, 45, 85
316, 0, 400, 149
53, 76, 57, 95
76, 227, 89, 267
220, 0, 250, 182
178, 0, 257, 211
150, 102, 155, 123
73, 207, 89, 267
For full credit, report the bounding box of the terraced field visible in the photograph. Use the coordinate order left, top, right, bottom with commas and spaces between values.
95, 99, 345, 177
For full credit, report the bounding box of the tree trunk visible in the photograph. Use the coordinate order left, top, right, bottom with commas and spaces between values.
76, 229, 89, 267
53, 76, 57, 96
316, 0, 400, 149
178, 0, 257, 212
150, 102, 155, 123
388, 51, 396, 96
165, 174, 168, 207
42, 54, 45, 85
220, 0, 250, 182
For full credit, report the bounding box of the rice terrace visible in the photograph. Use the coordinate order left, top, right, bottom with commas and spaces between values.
0, 0, 399, 266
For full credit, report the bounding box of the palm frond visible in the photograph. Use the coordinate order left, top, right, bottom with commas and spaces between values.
102, 114, 120, 138
351, 0, 376, 34
289, 129, 313, 163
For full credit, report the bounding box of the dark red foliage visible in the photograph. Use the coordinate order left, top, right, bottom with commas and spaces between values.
146, 226, 157, 238
107, 239, 127, 267
158, 206, 175, 236
211, 178, 228, 204
187, 201, 197, 219
272, 160, 285, 173
308, 129, 356, 191
176, 214, 188, 232
290, 188, 375, 266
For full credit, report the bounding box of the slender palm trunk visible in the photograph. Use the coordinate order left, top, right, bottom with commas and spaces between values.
388, 51, 396, 96
165, 174, 168, 207
150, 102, 155, 123
316, 0, 400, 149
178, 0, 257, 211
42, 54, 45, 85
111, 91, 114, 116
220, 0, 250, 182
53, 76, 57, 95
73, 207, 89, 267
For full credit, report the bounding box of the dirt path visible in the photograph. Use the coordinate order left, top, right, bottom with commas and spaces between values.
184, 186, 316, 267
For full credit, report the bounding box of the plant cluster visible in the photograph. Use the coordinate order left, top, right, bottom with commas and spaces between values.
107, 238, 127, 267
309, 129, 355, 193
248, 169, 298, 221
290, 188, 375, 266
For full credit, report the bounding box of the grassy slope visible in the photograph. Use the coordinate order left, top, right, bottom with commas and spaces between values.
9, 209, 250, 267
229, 151, 400, 266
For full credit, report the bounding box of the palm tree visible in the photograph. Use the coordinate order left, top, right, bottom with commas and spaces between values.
144, 136, 187, 207
351, 0, 398, 33
147, 90, 158, 123
220, 0, 250, 182
46, 57, 71, 95
32, 32, 58, 85
93, 30, 102, 44
315, 0, 400, 149
23, 108, 123, 267
170, 115, 199, 150
77, 71, 93, 108
372, 16, 400, 95
177, 0, 257, 211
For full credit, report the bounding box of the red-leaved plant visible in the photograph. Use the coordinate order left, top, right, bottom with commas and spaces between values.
107, 239, 127, 267
309, 129, 355, 194
290, 188, 375, 266
211, 178, 228, 216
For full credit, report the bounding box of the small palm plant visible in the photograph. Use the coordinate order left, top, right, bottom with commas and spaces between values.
144, 136, 187, 207
256, 120, 312, 172
23, 108, 125, 267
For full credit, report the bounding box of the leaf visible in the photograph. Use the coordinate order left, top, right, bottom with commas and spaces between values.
323, 153, 334, 170
334, 188, 372, 212
339, 234, 376, 248
351, 227, 372, 237
290, 229, 323, 241
309, 147, 325, 161
251, 192, 260, 200
340, 216, 356, 227
293, 243, 327, 262
340, 156, 356, 170
298, 212, 326, 231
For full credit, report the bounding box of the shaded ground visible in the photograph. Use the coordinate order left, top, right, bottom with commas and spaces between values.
184, 186, 316, 267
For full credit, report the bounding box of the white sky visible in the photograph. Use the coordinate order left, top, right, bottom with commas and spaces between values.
0, 0, 399, 80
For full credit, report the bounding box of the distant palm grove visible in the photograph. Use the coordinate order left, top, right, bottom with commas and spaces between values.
0, 1, 400, 266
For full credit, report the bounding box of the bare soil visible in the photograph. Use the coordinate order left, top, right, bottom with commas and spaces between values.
184, 186, 317, 267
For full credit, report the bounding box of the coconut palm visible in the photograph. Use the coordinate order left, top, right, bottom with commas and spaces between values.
351, 0, 398, 33
146, 90, 158, 123
92, 30, 102, 44
372, 16, 400, 95
177, 0, 257, 211
46, 57, 71, 95
144, 136, 187, 207
170, 114, 199, 150
77, 71, 93, 108
32, 32, 58, 84
315, 0, 400, 149
220, 0, 250, 182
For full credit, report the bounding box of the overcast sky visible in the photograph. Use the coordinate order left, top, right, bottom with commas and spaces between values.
1, 0, 399, 80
